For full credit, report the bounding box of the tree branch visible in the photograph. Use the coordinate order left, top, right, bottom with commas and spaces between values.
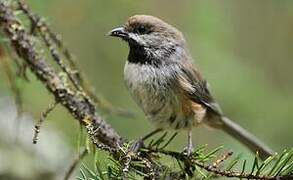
0, 0, 122, 148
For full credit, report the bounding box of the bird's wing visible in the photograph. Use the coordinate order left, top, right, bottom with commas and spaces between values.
176, 61, 223, 116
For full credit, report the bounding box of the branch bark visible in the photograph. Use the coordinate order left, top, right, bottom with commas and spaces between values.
0, 1, 122, 148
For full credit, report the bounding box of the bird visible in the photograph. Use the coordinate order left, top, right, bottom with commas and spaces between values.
108, 15, 274, 160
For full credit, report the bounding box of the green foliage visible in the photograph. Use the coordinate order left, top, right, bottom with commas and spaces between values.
77, 134, 293, 179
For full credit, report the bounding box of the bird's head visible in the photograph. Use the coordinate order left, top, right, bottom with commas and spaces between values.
108, 15, 188, 65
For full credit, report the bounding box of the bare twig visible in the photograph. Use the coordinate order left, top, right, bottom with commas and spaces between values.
32, 101, 58, 144
17, 0, 135, 118
212, 151, 233, 168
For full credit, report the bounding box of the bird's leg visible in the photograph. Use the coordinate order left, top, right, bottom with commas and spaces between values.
130, 128, 163, 152
183, 129, 194, 156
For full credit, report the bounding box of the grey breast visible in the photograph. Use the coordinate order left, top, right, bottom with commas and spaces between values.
124, 61, 193, 129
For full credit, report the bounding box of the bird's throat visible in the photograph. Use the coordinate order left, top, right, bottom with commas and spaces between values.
127, 45, 161, 67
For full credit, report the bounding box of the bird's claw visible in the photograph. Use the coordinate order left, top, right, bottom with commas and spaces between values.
129, 138, 145, 153
182, 144, 194, 156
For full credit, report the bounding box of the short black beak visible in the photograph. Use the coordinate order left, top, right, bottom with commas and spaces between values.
108, 26, 128, 38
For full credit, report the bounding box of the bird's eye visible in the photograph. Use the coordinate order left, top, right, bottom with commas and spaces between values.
136, 25, 148, 34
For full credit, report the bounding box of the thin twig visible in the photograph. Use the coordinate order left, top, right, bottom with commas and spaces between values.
18, 0, 82, 92
17, 0, 135, 118
212, 151, 233, 168
32, 101, 58, 144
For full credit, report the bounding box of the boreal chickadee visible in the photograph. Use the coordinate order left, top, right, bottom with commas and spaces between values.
108, 15, 273, 159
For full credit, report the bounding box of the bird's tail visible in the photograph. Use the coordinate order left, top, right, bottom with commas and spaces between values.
219, 116, 274, 160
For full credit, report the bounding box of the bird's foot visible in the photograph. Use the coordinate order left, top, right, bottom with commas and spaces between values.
129, 138, 145, 153
182, 144, 194, 156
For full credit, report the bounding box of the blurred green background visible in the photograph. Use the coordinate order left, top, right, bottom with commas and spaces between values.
0, 0, 292, 179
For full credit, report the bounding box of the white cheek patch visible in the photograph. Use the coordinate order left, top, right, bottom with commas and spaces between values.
129, 33, 147, 46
